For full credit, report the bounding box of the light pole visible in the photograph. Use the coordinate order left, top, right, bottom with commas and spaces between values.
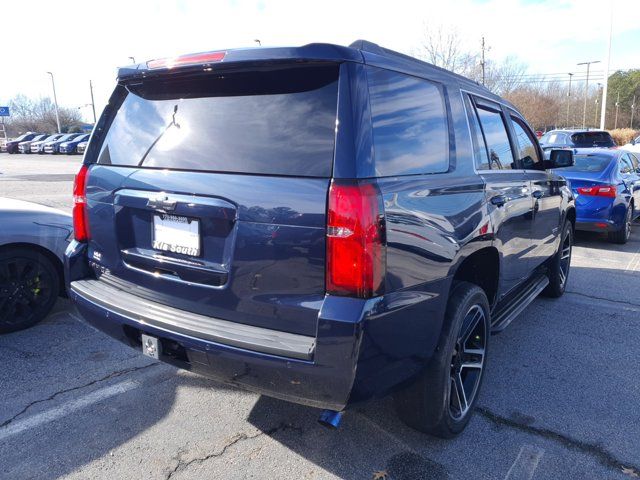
599, 3, 613, 130
46, 71, 61, 134
614, 91, 620, 129
631, 95, 636, 129
566, 73, 574, 127
594, 83, 602, 127
577, 60, 600, 129
89, 80, 96, 123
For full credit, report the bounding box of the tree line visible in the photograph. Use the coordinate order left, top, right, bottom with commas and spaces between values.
1, 95, 84, 136
414, 25, 639, 131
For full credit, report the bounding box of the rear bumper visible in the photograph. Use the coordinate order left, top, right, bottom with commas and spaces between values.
66, 242, 448, 411
69, 276, 366, 411
575, 219, 618, 232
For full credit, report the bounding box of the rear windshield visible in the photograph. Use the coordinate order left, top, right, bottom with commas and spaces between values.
95, 65, 339, 177
570, 131, 615, 148
558, 154, 612, 173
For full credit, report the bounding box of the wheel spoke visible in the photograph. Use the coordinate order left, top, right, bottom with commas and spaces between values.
460, 308, 483, 343
454, 373, 468, 413
559, 268, 566, 285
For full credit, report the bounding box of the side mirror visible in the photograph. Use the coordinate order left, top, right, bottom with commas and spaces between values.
544, 149, 574, 169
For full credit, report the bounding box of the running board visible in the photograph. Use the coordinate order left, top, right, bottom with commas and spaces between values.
491, 275, 549, 333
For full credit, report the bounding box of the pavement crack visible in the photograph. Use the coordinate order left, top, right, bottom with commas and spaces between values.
477, 407, 640, 477
165, 422, 301, 479
565, 290, 640, 309
0, 362, 158, 428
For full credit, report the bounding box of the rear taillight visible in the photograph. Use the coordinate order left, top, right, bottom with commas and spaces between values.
147, 51, 226, 69
326, 180, 386, 298
577, 185, 617, 198
73, 165, 90, 241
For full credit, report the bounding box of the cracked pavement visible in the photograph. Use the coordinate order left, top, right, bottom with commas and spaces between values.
1, 153, 639, 479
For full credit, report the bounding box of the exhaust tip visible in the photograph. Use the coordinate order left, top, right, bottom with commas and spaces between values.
318, 409, 343, 429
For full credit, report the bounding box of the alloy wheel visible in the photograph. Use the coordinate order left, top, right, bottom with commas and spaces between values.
449, 304, 486, 420
0, 257, 55, 327
559, 227, 572, 288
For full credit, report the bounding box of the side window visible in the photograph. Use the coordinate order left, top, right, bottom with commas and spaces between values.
510, 115, 542, 170
619, 156, 634, 175
367, 67, 449, 176
472, 97, 516, 170
463, 94, 490, 170
629, 153, 640, 172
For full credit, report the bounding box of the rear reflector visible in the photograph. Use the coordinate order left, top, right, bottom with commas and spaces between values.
73, 165, 90, 241
147, 51, 226, 69
577, 185, 617, 198
326, 180, 385, 298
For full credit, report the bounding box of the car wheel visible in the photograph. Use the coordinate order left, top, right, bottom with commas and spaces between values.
394, 281, 490, 438
608, 205, 632, 244
543, 220, 572, 298
0, 247, 60, 333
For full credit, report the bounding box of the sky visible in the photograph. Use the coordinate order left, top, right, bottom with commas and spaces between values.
1, 0, 638, 123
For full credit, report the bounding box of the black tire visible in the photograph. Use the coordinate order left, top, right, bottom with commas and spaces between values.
0, 247, 60, 333
608, 204, 633, 244
543, 221, 573, 298
394, 282, 490, 438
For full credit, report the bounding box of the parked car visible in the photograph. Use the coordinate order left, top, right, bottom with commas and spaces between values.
4, 132, 41, 154
622, 134, 640, 154
0, 198, 72, 333
18, 134, 50, 154
43, 133, 82, 154
31, 134, 64, 154
76, 141, 88, 155
554, 149, 640, 243
539, 129, 616, 151
65, 40, 575, 438
59, 134, 90, 154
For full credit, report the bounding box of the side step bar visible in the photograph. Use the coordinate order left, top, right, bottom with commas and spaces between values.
491, 275, 549, 333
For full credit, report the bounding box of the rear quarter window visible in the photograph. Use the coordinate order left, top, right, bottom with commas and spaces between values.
367, 67, 449, 176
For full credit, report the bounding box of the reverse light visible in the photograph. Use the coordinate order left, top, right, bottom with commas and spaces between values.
147, 51, 226, 69
577, 185, 617, 198
73, 165, 90, 241
326, 180, 386, 298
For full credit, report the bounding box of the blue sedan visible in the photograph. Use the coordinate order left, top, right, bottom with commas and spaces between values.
555, 148, 640, 243
59, 134, 90, 154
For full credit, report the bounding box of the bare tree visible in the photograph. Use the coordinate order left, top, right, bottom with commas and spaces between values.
413, 24, 478, 77
4, 95, 82, 135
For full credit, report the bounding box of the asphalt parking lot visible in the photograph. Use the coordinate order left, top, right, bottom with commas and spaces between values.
1, 152, 639, 480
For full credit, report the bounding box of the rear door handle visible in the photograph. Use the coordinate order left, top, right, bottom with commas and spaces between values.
490, 195, 506, 207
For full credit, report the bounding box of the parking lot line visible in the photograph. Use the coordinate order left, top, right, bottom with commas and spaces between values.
0, 380, 139, 441
504, 445, 545, 480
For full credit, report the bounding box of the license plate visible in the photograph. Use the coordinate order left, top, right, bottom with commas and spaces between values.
141, 334, 160, 359
152, 214, 201, 257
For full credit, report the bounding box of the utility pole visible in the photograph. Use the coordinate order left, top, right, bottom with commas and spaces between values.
481, 36, 486, 86
566, 73, 574, 127
594, 84, 602, 127
614, 91, 620, 129
631, 95, 636, 129
89, 80, 97, 123
578, 60, 600, 129
599, 3, 613, 130
46, 71, 61, 134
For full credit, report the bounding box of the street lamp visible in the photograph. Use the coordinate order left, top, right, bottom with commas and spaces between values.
577, 60, 600, 129
254, 39, 261, 46
128, 56, 136, 63
46, 72, 61, 134
566, 73, 574, 127
594, 83, 603, 127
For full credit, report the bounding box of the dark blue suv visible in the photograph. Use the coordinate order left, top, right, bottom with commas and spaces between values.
66, 41, 575, 437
